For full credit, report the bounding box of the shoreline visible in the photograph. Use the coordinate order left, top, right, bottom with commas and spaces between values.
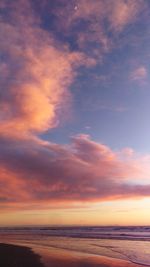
37, 247, 147, 267
0, 242, 146, 267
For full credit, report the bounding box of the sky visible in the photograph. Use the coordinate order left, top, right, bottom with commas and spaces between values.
1, 0, 150, 226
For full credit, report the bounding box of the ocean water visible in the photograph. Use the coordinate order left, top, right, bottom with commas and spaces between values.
0, 226, 150, 266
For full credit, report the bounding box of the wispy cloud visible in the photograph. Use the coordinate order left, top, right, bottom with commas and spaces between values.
130, 66, 147, 81
49, 0, 146, 59
109, 0, 143, 32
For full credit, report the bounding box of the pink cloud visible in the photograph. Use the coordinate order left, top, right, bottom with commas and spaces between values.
50, 0, 146, 58
109, 0, 143, 32
0, 0, 150, 212
74, 0, 143, 32
130, 66, 147, 81
0, 134, 150, 210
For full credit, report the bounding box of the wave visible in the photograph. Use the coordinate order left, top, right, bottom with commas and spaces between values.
1, 226, 150, 241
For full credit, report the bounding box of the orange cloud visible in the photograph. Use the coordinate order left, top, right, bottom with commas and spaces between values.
0, 0, 91, 136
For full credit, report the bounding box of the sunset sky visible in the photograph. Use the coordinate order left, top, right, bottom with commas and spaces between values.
1, 0, 150, 226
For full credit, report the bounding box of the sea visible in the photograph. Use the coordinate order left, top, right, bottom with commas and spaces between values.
0, 226, 150, 266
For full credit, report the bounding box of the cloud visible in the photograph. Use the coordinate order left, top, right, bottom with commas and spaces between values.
0, 0, 92, 136
130, 66, 147, 81
0, 134, 150, 210
73, 0, 142, 31
109, 0, 143, 32
48, 0, 146, 58
0, 0, 150, 212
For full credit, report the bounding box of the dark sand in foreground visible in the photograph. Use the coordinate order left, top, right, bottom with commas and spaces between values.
0, 243, 44, 267
0, 243, 145, 267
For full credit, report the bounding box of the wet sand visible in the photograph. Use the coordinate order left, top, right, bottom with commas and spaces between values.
33, 244, 145, 267
0, 243, 145, 267
42, 256, 145, 267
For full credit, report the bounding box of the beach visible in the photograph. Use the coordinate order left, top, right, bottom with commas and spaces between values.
0, 226, 150, 267
0, 242, 145, 267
